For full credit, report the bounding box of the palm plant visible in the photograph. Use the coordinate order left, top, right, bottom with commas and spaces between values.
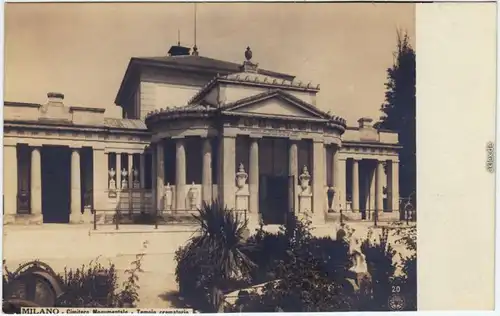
191, 200, 257, 283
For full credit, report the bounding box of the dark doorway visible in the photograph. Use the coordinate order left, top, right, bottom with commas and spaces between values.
259, 175, 289, 225
41, 146, 71, 223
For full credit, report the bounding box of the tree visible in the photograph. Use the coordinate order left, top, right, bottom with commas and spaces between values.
376, 30, 416, 202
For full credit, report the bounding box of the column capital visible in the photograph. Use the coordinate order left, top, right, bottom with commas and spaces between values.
249, 135, 262, 140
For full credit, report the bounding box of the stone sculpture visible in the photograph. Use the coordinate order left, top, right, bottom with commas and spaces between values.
235, 163, 248, 190
121, 168, 128, 189
188, 182, 198, 211
108, 168, 116, 190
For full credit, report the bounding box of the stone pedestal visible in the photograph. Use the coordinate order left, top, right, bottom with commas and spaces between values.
82, 206, 93, 224
298, 192, 312, 219
70, 212, 83, 224
235, 190, 249, 215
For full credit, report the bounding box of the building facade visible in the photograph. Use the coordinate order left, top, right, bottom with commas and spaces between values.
3, 46, 401, 227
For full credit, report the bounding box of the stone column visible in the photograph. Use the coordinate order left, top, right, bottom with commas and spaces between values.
70, 148, 82, 223
156, 141, 165, 211
221, 136, 236, 209
92, 148, 107, 211
337, 157, 347, 211
389, 160, 400, 211
375, 160, 384, 211
139, 153, 146, 189
352, 158, 360, 211
4, 144, 18, 221
128, 154, 134, 188
202, 138, 212, 204
289, 140, 298, 213
116, 153, 122, 189
249, 137, 259, 218
312, 140, 325, 223
175, 138, 186, 210
30, 147, 42, 219
369, 164, 376, 211
332, 147, 339, 205
151, 146, 157, 214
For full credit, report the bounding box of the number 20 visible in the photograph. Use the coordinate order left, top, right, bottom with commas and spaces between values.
392, 286, 401, 293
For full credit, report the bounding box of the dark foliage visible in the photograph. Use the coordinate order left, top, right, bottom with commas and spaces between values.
361, 229, 397, 311
233, 215, 364, 312
375, 30, 416, 201
56, 261, 120, 307
393, 223, 417, 310
174, 201, 256, 312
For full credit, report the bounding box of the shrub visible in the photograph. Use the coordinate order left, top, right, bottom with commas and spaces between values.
392, 223, 417, 310
360, 228, 397, 311
56, 261, 119, 307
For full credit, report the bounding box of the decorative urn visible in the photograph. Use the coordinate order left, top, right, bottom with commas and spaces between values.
299, 166, 311, 192
164, 183, 173, 210
108, 168, 116, 190
188, 182, 199, 210
121, 169, 128, 189
327, 187, 336, 212
133, 169, 140, 188
235, 163, 248, 189
245, 46, 253, 61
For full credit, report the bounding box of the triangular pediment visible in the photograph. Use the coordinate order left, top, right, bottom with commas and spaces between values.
221, 90, 328, 120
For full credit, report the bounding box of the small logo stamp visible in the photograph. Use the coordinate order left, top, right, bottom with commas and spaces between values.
486, 141, 494, 173
388, 293, 406, 311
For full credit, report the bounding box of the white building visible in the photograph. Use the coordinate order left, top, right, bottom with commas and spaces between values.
3, 45, 401, 227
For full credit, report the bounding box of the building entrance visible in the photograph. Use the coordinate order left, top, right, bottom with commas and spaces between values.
258, 137, 290, 225
259, 175, 290, 225
41, 146, 71, 223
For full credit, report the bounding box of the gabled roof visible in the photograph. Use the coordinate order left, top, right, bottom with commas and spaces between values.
115, 55, 295, 105
220, 89, 340, 122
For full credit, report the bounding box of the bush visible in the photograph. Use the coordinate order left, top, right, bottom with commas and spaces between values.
56, 261, 119, 307
232, 215, 362, 312
360, 228, 397, 311
393, 223, 417, 310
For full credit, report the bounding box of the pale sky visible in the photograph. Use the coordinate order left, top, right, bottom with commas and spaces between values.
4, 2, 415, 125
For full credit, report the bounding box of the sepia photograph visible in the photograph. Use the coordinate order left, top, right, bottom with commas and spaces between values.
3, 1, 419, 312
